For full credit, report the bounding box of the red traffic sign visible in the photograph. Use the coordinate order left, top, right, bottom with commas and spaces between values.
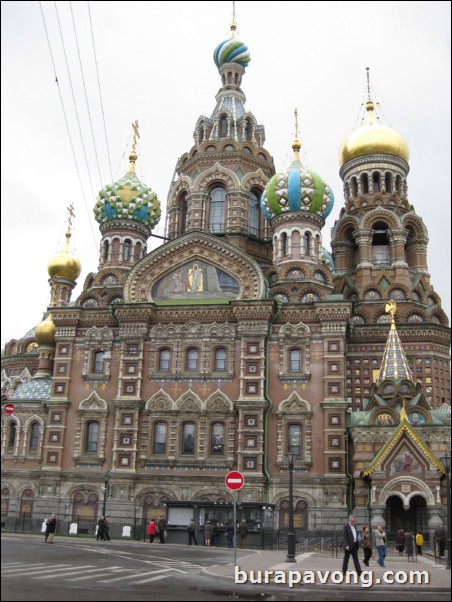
4, 403, 15, 415
225, 471, 245, 491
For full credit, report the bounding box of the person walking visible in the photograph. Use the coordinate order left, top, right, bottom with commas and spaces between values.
341, 515, 362, 575
204, 521, 213, 546
45, 513, 57, 544
96, 515, 105, 541
226, 520, 235, 548
404, 528, 414, 559
187, 518, 198, 546
396, 528, 405, 555
435, 524, 446, 556
147, 518, 157, 543
361, 525, 372, 567
239, 519, 249, 549
375, 524, 387, 567
415, 531, 424, 555
211, 523, 218, 547
157, 515, 166, 544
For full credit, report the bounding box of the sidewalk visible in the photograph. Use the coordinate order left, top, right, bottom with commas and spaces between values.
205, 549, 451, 591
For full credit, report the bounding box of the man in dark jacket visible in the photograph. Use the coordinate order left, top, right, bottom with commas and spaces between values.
45, 513, 57, 543
157, 515, 166, 544
341, 515, 362, 575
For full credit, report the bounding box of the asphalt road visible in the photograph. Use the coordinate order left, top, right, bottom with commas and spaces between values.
2, 535, 450, 601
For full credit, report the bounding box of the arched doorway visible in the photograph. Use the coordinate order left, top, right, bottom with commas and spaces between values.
384, 494, 427, 535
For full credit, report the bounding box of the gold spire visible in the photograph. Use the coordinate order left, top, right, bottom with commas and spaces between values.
292, 108, 301, 158
230, 1, 237, 37
129, 119, 139, 172
48, 205, 81, 281
365, 67, 375, 125
377, 301, 413, 383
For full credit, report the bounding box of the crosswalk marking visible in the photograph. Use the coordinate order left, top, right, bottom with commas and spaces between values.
65, 567, 122, 582
132, 571, 172, 585
2, 564, 71, 575
33, 566, 95, 580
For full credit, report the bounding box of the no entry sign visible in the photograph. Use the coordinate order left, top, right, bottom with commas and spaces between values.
4, 403, 15, 415
225, 471, 244, 491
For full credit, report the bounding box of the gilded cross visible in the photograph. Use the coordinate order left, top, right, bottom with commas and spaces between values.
132, 120, 140, 153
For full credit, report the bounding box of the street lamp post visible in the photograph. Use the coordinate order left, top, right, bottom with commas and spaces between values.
440, 453, 451, 570
285, 452, 298, 563
102, 470, 111, 516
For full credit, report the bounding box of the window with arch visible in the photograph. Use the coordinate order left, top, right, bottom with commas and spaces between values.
8, 423, 16, 448
372, 172, 380, 193
287, 424, 302, 456
385, 173, 392, 194
153, 422, 167, 454
351, 177, 358, 198
29, 422, 40, 450
289, 349, 302, 372
361, 173, 369, 194
93, 351, 105, 373
372, 222, 390, 265
180, 193, 188, 234
214, 348, 227, 371
211, 423, 225, 455
103, 240, 109, 262
395, 175, 402, 195
186, 348, 199, 371
281, 232, 288, 256
123, 240, 131, 262
220, 116, 228, 136
304, 232, 311, 255
182, 423, 196, 455
158, 349, 171, 371
85, 421, 99, 453
248, 191, 260, 237
209, 187, 225, 232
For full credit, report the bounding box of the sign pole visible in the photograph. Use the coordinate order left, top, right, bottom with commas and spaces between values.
233, 490, 237, 570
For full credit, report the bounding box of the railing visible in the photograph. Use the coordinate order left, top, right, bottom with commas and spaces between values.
276, 530, 342, 557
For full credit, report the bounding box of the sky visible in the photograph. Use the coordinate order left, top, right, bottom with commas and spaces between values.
1, 1, 451, 345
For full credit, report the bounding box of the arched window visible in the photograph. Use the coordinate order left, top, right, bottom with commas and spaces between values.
288, 424, 302, 456
248, 191, 260, 236
209, 187, 225, 232
8, 423, 16, 448
351, 177, 358, 198
384, 173, 392, 194
29, 422, 40, 450
372, 172, 380, 193
211, 423, 225, 455
85, 422, 99, 453
103, 240, 109, 262
214, 348, 227, 371
304, 233, 311, 255
182, 423, 195, 455
372, 222, 391, 265
153, 422, 167, 454
361, 173, 369, 194
159, 349, 171, 371
289, 349, 302, 372
395, 175, 402, 195
93, 351, 105, 373
186, 348, 199, 371
220, 116, 228, 136
123, 240, 131, 262
281, 232, 288, 256
180, 193, 188, 234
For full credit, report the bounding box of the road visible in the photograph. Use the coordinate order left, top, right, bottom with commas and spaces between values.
2, 535, 450, 601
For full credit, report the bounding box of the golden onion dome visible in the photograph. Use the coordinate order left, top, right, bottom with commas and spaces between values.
48, 231, 81, 281
339, 100, 409, 167
34, 314, 56, 346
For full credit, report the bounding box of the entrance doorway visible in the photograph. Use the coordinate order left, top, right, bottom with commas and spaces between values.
384, 494, 427, 536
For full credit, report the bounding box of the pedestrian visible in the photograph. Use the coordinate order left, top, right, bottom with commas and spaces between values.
226, 520, 235, 548
239, 519, 248, 549
211, 523, 218, 547
395, 528, 405, 555
157, 515, 166, 544
96, 515, 104, 541
375, 524, 387, 567
415, 531, 424, 556
147, 518, 157, 543
435, 524, 446, 556
404, 528, 414, 559
361, 525, 372, 567
45, 513, 57, 544
204, 520, 212, 546
187, 518, 198, 546
341, 515, 362, 575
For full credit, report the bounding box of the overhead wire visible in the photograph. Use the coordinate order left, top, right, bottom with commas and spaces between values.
70, 1, 103, 189
39, 1, 98, 253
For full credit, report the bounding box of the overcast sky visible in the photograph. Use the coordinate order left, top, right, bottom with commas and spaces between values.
1, 1, 450, 344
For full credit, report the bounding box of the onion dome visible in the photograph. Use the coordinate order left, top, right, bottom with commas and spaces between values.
261, 139, 334, 221
48, 230, 81, 281
320, 247, 335, 274
94, 151, 161, 227
339, 100, 409, 167
34, 314, 56, 346
214, 23, 250, 69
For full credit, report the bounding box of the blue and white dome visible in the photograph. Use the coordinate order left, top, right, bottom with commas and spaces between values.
213, 25, 250, 70
261, 141, 334, 221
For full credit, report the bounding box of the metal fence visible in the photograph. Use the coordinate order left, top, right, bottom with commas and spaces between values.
276, 530, 342, 557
